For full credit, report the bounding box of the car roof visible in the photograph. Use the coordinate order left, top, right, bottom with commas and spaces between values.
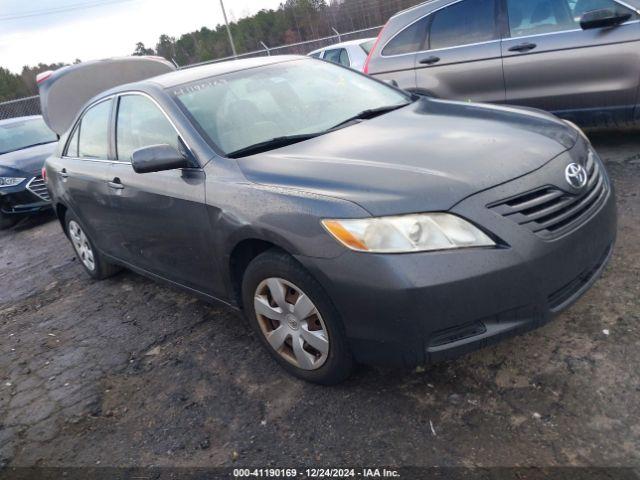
308, 38, 376, 55
0, 115, 43, 127
391, 0, 442, 18
149, 55, 306, 89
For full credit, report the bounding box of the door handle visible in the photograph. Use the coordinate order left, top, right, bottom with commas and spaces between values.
108, 178, 124, 190
419, 55, 441, 65
508, 43, 537, 52
59, 168, 69, 179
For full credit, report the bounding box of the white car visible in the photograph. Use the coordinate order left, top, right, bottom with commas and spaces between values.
308, 38, 376, 72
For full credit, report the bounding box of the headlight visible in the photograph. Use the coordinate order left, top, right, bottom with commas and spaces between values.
322, 213, 495, 253
0, 177, 26, 187
564, 120, 589, 143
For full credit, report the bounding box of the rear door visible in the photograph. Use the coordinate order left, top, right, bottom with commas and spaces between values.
371, 17, 430, 89
414, 0, 505, 102
108, 92, 216, 293
61, 97, 123, 256
501, 0, 640, 124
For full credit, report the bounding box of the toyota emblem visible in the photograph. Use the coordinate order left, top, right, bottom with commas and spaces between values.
565, 163, 588, 189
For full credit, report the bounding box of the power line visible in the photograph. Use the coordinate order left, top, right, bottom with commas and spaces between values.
0, 0, 138, 22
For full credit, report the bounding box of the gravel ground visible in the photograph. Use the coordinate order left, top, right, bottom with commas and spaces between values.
0, 131, 639, 470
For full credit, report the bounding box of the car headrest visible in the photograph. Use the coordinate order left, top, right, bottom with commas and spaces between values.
531, 1, 553, 23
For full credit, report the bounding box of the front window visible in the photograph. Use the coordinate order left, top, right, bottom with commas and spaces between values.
506, 0, 637, 37
172, 59, 411, 156
116, 95, 180, 162
0, 117, 57, 156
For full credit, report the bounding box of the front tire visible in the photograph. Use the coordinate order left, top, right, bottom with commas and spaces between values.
65, 210, 120, 280
242, 249, 354, 385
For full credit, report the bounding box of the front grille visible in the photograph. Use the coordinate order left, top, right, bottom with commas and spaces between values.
26, 175, 51, 202
489, 152, 608, 238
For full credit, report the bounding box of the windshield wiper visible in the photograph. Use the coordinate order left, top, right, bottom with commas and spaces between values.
326, 102, 412, 132
226, 102, 412, 158
227, 133, 320, 158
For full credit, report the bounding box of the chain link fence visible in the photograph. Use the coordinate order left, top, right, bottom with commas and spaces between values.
186, 25, 382, 68
0, 96, 41, 121
0, 25, 382, 120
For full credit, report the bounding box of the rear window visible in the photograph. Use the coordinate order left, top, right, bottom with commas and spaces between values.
382, 17, 428, 56
324, 48, 350, 67
0, 117, 57, 155
360, 39, 376, 54
429, 0, 498, 50
77, 100, 112, 160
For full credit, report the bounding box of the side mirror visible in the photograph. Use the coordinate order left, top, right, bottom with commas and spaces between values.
580, 8, 631, 29
385, 79, 400, 88
131, 144, 191, 174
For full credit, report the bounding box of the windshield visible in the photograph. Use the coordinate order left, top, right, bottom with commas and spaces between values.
0, 117, 57, 155
171, 59, 411, 156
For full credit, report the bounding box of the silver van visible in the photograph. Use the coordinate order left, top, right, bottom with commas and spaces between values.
364, 0, 640, 126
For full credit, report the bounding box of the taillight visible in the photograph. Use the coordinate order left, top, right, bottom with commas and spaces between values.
363, 22, 387, 75
41, 166, 47, 183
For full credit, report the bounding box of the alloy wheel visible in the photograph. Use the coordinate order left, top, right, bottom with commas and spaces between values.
254, 278, 329, 370
68, 220, 96, 272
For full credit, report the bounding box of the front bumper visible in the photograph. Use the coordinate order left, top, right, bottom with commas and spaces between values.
0, 176, 51, 216
297, 146, 617, 368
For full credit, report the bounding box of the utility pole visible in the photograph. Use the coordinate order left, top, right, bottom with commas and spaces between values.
219, 0, 237, 57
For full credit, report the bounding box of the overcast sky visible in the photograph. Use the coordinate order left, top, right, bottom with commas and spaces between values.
0, 0, 284, 73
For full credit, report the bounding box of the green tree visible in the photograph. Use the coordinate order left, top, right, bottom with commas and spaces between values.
0, 67, 29, 102
155, 34, 176, 62
133, 42, 155, 56
20, 63, 66, 95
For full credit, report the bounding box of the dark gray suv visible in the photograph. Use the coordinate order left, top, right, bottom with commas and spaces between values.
364, 0, 640, 127
44, 56, 616, 384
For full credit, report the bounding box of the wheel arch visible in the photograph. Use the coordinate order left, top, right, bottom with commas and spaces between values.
54, 202, 68, 234
228, 237, 291, 309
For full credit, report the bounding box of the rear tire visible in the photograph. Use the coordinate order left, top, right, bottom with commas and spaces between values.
65, 210, 121, 280
242, 249, 354, 385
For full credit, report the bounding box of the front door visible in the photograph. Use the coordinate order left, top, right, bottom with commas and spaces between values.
502, 0, 640, 124
108, 93, 217, 294
414, 0, 506, 102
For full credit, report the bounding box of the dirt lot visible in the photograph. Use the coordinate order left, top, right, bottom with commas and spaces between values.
1, 131, 639, 470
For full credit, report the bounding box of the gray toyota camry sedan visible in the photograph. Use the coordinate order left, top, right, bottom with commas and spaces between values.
44, 56, 616, 384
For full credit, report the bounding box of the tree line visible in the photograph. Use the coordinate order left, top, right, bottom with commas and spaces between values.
1, 0, 423, 102
135, 0, 423, 65
1, 63, 68, 102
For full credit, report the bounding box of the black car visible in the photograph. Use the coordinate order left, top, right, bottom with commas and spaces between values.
43, 56, 616, 384
0, 116, 57, 229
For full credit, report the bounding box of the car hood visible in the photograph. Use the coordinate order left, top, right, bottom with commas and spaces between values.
237, 98, 579, 216
0, 142, 57, 177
